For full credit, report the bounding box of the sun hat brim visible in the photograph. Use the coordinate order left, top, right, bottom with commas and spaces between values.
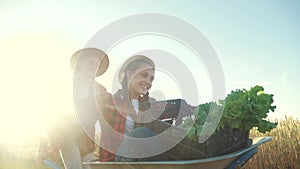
118, 55, 155, 83
70, 48, 109, 77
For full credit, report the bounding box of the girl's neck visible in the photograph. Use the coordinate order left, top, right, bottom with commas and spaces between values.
129, 93, 140, 100
128, 87, 140, 100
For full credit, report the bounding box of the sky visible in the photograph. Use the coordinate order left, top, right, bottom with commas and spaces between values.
0, 0, 299, 143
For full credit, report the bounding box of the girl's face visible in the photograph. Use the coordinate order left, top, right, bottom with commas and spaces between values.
127, 63, 155, 99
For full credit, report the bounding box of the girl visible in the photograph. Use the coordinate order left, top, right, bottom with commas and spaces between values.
98, 55, 157, 162
36, 48, 109, 169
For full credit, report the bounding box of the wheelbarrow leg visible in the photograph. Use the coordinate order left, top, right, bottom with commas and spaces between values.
226, 148, 258, 169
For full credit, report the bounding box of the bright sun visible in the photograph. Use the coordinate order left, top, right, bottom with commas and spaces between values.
0, 33, 76, 144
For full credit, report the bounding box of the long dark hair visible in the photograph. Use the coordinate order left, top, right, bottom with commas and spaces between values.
121, 60, 154, 112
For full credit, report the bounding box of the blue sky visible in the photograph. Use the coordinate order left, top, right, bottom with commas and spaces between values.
0, 0, 299, 142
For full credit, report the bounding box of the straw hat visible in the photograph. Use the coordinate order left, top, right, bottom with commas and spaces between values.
70, 48, 109, 77
119, 55, 155, 83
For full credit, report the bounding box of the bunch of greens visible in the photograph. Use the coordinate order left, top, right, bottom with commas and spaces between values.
179, 85, 277, 142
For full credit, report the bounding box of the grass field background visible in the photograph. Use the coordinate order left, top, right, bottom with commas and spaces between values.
243, 116, 300, 169
0, 116, 299, 169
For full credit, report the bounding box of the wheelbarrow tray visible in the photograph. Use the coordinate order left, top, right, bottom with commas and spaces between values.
84, 137, 271, 169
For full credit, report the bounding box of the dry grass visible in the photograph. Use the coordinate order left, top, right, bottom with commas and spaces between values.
243, 116, 300, 169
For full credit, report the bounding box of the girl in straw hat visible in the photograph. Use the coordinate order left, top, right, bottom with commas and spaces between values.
36, 48, 109, 169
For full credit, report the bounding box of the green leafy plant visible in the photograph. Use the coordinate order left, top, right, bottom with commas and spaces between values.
179, 85, 278, 141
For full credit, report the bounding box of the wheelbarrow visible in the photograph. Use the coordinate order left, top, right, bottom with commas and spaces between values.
81, 136, 271, 169
44, 137, 271, 169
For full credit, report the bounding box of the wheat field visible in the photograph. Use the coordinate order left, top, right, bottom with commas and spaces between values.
0, 116, 299, 169
243, 116, 300, 169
